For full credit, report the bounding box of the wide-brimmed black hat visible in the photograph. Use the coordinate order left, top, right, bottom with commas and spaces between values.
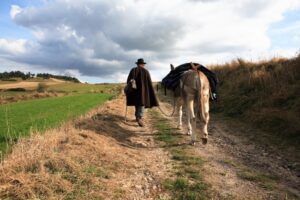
136, 58, 147, 65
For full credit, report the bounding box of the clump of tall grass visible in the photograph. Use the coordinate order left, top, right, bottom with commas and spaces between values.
210, 54, 300, 146
37, 82, 48, 93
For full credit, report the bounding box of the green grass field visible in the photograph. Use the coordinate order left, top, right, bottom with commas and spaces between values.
0, 93, 112, 153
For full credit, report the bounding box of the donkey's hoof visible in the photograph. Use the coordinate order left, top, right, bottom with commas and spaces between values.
177, 125, 182, 130
187, 131, 192, 135
201, 138, 208, 145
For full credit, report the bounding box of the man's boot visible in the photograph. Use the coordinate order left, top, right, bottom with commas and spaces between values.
136, 117, 145, 127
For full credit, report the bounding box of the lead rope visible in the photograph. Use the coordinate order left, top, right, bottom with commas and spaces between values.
124, 96, 175, 121
156, 93, 176, 117
124, 92, 176, 122
124, 104, 128, 122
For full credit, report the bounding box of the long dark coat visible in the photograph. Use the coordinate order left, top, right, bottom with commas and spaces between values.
126, 66, 159, 108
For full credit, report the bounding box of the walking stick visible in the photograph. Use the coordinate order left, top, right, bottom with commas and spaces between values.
124, 105, 128, 122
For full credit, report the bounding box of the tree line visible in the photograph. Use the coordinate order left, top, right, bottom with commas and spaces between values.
0, 71, 80, 83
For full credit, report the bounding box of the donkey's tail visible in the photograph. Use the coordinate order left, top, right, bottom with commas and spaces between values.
200, 93, 206, 122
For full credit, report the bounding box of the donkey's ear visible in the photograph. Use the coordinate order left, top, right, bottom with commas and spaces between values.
170, 64, 175, 71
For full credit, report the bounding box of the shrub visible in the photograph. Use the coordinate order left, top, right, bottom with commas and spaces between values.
1, 78, 18, 82
6, 88, 26, 92
37, 83, 48, 93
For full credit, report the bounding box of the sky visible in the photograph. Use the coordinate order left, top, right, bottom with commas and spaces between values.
0, 0, 299, 83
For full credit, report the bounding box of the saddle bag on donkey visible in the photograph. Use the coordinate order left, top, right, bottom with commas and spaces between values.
161, 63, 191, 91
161, 63, 219, 99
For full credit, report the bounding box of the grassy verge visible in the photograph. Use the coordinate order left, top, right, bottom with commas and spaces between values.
0, 93, 112, 153
149, 110, 211, 200
210, 56, 300, 147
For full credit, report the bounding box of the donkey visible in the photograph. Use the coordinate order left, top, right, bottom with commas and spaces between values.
173, 63, 210, 145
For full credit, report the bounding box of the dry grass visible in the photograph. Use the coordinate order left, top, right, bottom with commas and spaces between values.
0, 95, 172, 200
0, 100, 131, 199
210, 54, 300, 147
0, 125, 114, 199
0, 91, 67, 104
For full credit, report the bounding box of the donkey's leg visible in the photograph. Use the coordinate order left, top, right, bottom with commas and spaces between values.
186, 96, 197, 144
186, 105, 192, 136
177, 98, 183, 129
190, 99, 197, 144
200, 93, 210, 144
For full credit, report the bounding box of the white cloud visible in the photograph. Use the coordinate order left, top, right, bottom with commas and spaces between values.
10, 5, 22, 19
0, 39, 27, 55
0, 0, 299, 82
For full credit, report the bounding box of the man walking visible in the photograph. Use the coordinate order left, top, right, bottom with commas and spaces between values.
126, 58, 159, 127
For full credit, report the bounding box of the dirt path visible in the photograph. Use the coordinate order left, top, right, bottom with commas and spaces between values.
75, 96, 174, 199
207, 117, 300, 198
0, 94, 299, 199
158, 97, 300, 199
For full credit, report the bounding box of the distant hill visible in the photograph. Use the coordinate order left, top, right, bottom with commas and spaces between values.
0, 71, 80, 83
36, 73, 80, 83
